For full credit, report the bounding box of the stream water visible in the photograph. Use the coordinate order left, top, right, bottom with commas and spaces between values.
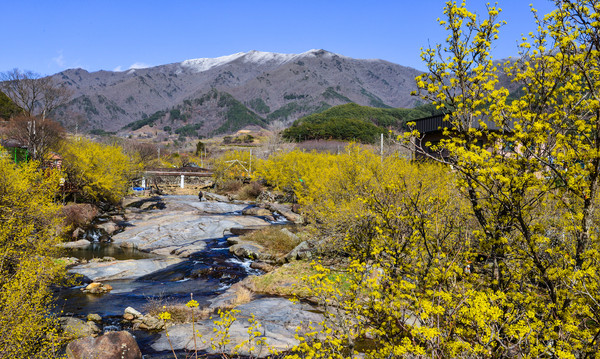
53, 197, 274, 357
55, 237, 260, 318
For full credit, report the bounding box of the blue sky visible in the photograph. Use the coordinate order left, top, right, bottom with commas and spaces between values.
0, 0, 557, 75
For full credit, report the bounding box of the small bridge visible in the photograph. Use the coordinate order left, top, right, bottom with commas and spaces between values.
144, 167, 213, 177
140, 167, 213, 190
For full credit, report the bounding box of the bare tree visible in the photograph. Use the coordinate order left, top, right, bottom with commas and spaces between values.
0, 69, 71, 119
0, 69, 72, 161
260, 120, 294, 158
7, 115, 65, 161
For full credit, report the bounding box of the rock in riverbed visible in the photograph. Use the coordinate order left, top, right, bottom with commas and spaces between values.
111, 197, 268, 257
59, 317, 101, 339
81, 282, 112, 294
66, 331, 142, 359
122, 306, 165, 331
70, 257, 184, 281
151, 297, 323, 357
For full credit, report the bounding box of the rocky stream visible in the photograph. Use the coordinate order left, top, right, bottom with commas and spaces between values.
55, 195, 322, 358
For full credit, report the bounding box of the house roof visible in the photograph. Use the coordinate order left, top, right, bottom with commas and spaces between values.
47, 152, 62, 160
0, 138, 27, 148
412, 113, 508, 134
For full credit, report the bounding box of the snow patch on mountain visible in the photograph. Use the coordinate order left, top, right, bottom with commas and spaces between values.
180, 50, 345, 73
241, 50, 299, 65
181, 52, 246, 72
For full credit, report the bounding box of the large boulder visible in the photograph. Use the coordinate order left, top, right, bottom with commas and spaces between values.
203, 192, 229, 202
111, 208, 268, 257
230, 241, 275, 261
69, 257, 184, 281
66, 331, 142, 359
59, 317, 101, 339
266, 204, 303, 224
242, 207, 273, 217
96, 221, 121, 236
81, 282, 113, 294
57, 239, 91, 249
285, 241, 313, 261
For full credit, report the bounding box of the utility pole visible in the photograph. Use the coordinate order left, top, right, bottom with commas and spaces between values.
380, 133, 384, 162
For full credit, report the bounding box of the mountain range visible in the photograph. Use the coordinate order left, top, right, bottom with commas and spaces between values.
50, 49, 424, 137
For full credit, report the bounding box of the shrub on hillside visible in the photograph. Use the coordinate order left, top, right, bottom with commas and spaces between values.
61, 203, 98, 230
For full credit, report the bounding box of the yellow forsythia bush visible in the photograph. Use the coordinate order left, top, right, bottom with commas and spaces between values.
61, 138, 139, 204
0, 148, 66, 358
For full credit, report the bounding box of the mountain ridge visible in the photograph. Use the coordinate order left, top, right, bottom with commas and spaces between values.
50, 49, 424, 138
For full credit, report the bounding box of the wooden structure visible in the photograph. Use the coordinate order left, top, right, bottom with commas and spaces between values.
140, 166, 213, 190
412, 114, 508, 160
0, 138, 29, 164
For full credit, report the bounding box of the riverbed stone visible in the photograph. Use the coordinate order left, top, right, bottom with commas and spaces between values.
124, 306, 143, 319
87, 313, 102, 323
59, 317, 101, 339
66, 331, 142, 359
70, 257, 184, 281
151, 297, 323, 357
266, 203, 303, 224
242, 207, 273, 217
82, 282, 113, 294
72, 227, 85, 239
203, 192, 229, 202
250, 261, 276, 272
96, 221, 120, 235
110, 197, 269, 258
285, 241, 313, 261
57, 239, 91, 249
136, 315, 165, 331
230, 241, 275, 261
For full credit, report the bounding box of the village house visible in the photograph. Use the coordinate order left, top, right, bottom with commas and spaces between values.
411, 113, 511, 160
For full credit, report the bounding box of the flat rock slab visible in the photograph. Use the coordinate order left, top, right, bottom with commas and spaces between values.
187, 201, 249, 214
69, 257, 184, 281
230, 225, 268, 236
112, 195, 263, 258
159, 195, 248, 214
151, 297, 323, 357
58, 239, 92, 249
112, 213, 269, 257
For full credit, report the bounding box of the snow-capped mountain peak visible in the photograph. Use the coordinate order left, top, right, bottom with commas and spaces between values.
180, 50, 342, 73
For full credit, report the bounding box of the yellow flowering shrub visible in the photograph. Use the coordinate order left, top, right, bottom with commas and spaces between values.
0, 149, 66, 358
255, 2, 600, 357
61, 137, 139, 204
211, 150, 257, 186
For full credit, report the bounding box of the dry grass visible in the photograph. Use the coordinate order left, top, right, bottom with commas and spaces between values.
296, 140, 349, 153
241, 226, 302, 257
220, 179, 243, 193
61, 203, 98, 229
233, 286, 254, 306
237, 181, 264, 200
144, 295, 212, 324
249, 261, 315, 297
250, 260, 352, 299
213, 285, 255, 311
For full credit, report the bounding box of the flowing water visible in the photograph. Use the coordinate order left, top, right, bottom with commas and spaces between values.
53, 197, 276, 357
55, 236, 261, 318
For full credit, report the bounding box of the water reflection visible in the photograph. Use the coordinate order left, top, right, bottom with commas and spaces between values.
62, 243, 156, 261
